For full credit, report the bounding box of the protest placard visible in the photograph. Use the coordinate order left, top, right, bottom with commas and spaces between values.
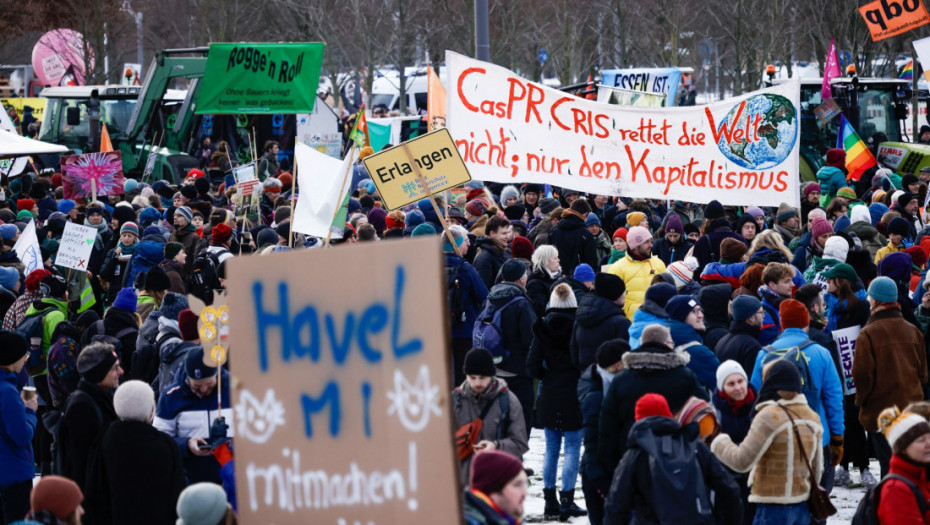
832, 325, 860, 395
56, 222, 97, 272
13, 221, 41, 275
61, 152, 126, 200
233, 162, 260, 196
226, 238, 459, 524
600, 67, 683, 106
446, 51, 801, 208
196, 43, 325, 114
859, 0, 930, 41
363, 128, 472, 210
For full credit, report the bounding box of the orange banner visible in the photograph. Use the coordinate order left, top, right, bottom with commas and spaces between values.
859, 0, 930, 41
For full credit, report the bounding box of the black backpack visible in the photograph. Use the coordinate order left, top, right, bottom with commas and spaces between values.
472, 296, 525, 365
447, 260, 468, 327
851, 473, 928, 525
760, 340, 817, 399
187, 247, 228, 305
635, 424, 713, 524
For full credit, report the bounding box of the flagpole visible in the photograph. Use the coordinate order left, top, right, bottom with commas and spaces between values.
289, 159, 297, 248
324, 147, 357, 247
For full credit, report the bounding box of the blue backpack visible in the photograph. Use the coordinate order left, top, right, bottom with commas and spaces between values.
472, 296, 525, 365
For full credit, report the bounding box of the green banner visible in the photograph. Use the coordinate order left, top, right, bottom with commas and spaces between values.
196, 43, 325, 114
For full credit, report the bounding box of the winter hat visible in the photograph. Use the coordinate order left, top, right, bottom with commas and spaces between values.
77, 344, 119, 384
667, 257, 698, 289
469, 450, 524, 495
676, 396, 717, 435
499, 259, 527, 282
0, 266, 18, 291
464, 347, 496, 377
585, 213, 601, 227
176, 482, 228, 525
879, 408, 930, 455
464, 199, 486, 217
164, 242, 184, 261
347, 198, 362, 214
822, 263, 858, 283
112, 287, 137, 312
57, 199, 77, 214
902, 173, 920, 189
40, 274, 68, 298
30, 476, 83, 520
888, 217, 910, 237
180, 185, 198, 200
500, 185, 520, 204
596, 339, 630, 368
510, 235, 534, 260
178, 309, 199, 341
665, 214, 684, 234
731, 295, 762, 322
872, 190, 887, 204
779, 298, 810, 329
114, 380, 156, 422
716, 360, 748, 392
573, 263, 595, 282
612, 227, 628, 241
193, 177, 211, 196
644, 282, 677, 308
625, 226, 652, 250
666, 295, 699, 322
684, 223, 701, 237
0, 332, 28, 366
119, 221, 139, 239
704, 200, 725, 220
256, 228, 279, 249
898, 191, 918, 208
159, 292, 189, 321
549, 283, 577, 309
16, 198, 35, 212
810, 217, 833, 240
142, 266, 169, 292
623, 211, 645, 227
594, 273, 626, 301
142, 225, 163, 238
385, 210, 405, 230
634, 393, 673, 421
776, 202, 798, 222
185, 347, 217, 380
746, 206, 764, 219
0, 224, 17, 241
906, 245, 928, 270
367, 207, 388, 233
406, 209, 425, 227
25, 268, 51, 292
836, 187, 858, 201
878, 252, 912, 283
719, 237, 748, 262
868, 276, 899, 303
850, 205, 871, 225
891, 190, 905, 206
211, 223, 232, 243
758, 360, 802, 405
411, 223, 436, 237
822, 236, 849, 262
538, 198, 559, 215
803, 182, 822, 197
174, 205, 193, 223
825, 148, 846, 168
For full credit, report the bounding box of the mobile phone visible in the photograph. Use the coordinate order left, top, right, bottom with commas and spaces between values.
197, 442, 214, 451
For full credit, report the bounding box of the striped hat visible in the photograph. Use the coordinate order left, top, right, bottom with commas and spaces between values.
676, 396, 717, 435
667, 257, 698, 289
119, 221, 139, 239
174, 205, 193, 223
879, 407, 930, 455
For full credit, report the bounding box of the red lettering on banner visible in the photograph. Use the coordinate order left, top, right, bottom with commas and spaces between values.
550, 97, 574, 131
579, 145, 621, 179
505, 78, 526, 120
525, 84, 545, 124
457, 68, 486, 113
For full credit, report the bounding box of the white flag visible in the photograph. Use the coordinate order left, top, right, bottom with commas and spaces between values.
0, 105, 27, 177
14, 220, 42, 275
291, 143, 358, 238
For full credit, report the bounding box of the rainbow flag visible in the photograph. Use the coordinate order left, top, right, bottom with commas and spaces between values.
836, 114, 876, 182
901, 60, 914, 80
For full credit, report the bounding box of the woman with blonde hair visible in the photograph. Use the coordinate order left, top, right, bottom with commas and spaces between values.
526, 244, 562, 317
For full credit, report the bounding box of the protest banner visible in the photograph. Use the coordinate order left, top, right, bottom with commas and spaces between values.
226, 238, 459, 524
32, 29, 93, 86
0, 100, 28, 177
597, 86, 666, 107
446, 51, 801, 208
601, 67, 683, 106
56, 222, 97, 272
859, 0, 930, 41
13, 221, 41, 275
61, 152, 125, 200
292, 143, 355, 239
832, 326, 860, 395
0, 98, 46, 122
363, 128, 472, 211
233, 162, 260, 196
196, 43, 325, 114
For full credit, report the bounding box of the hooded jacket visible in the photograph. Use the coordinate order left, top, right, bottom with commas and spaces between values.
877, 454, 930, 524
607, 253, 667, 319
446, 252, 489, 339
525, 267, 559, 318
527, 308, 582, 431
549, 213, 598, 278
472, 236, 508, 290
570, 294, 630, 370
698, 283, 733, 352
714, 320, 762, 376
692, 219, 746, 272
627, 300, 669, 349
667, 319, 720, 391
123, 235, 167, 288
816, 165, 847, 198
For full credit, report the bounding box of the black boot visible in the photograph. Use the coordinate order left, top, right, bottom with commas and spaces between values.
543, 488, 560, 519
559, 490, 587, 521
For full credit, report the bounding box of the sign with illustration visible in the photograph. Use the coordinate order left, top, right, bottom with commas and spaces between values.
225, 238, 459, 524
61, 152, 126, 200
31, 29, 93, 86
56, 222, 97, 271
446, 51, 801, 208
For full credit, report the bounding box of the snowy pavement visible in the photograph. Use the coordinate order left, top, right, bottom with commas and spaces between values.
521, 428, 871, 524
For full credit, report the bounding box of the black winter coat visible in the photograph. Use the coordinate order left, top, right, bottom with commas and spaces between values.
596, 342, 709, 477
483, 283, 536, 377
698, 283, 734, 352
526, 308, 582, 431
473, 237, 508, 289
549, 214, 598, 278
525, 269, 559, 317
578, 364, 608, 489
570, 294, 630, 370
84, 420, 186, 525
714, 320, 763, 376
81, 307, 139, 379
60, 380, 119, 493
651, 237, 693, 266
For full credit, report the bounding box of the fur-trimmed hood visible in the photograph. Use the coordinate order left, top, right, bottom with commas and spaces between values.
622, 341, 690, 370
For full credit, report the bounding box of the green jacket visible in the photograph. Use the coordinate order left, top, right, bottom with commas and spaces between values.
24, 297, 69, 375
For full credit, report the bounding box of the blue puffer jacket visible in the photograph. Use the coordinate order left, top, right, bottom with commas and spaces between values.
817, 165, 847, 198
0, 368, 36, 487
667, 319, 720, 391
628, 301, 669, 349
124, 236, 168, 288
749, 328, 845, 446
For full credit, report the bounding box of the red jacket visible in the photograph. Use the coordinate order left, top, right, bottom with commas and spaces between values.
879, 454, 930, 524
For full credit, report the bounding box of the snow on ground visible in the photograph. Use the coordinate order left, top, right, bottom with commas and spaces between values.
521, 428, 871, 524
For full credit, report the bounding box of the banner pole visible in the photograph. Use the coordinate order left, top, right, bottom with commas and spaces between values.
289, 160, 297, 248
401, 142, 462, 257
91, 178, 97, 204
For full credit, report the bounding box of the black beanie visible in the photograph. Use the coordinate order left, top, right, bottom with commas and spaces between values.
595, 273, 626, 301
704, 200, 724, 220
756, 359, 802, 405
180, 185, 198, 200
77, 344, 118, 384
463, 348, 496, 377
194, 177, 211, 195
0, 332, 28, 366
144, 266, 171, 292
596, 339, 630, 368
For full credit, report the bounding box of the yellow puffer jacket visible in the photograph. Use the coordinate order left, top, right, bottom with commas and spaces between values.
873, 241, 903, 265
607, 254, 666, 319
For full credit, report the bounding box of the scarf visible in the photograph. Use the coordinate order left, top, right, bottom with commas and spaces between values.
597, 365, 619, 391
119, 240, 138, 257
84, 218, 109, 250
808, 234, 824, 256
608, 249, 626, 264
469, 489, 521, 525
628, 248, 651, 261
545, 268, 561, 279
716, 388, 756, 414
180, 223, 196, 233
774, 223, 798, 240
809, 309, 827, 330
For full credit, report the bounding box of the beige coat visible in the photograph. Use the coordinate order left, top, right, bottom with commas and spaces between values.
711, 395, 823, 504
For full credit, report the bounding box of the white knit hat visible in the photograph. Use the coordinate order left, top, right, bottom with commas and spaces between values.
667, 257, 699, 290
880, 408, 930, 455
716, 360, 747, 392
114, 380, 156, 423
549, 283, 577, 309
822, 236, 849, 263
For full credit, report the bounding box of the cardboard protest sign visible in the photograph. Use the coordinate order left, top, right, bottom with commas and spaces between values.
833, 326, 860, 395
197, 43, 325, 114
61, 152, 126, 200
446, 51, 801, 208
13, 221, 42, 275
600, 68, 683, 106
859, 0, 930, 41
233, 163, 259, 196
56, 222, 97, 271
363, 128, 472, 210
226, 238, 459, 524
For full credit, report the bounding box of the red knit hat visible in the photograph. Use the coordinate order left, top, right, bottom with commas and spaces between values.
510, 235, 534, 260
385, 210, 405, 230
31, 475, 83, 519
469, 450, 524, 494
25, 268, 51, 292
278, 172, 293, 188
466, 188, 486, 202
779, 298, 810, 329
612, 227, 628, 241
905, 245, 928, 269
809, 217, 833, 240
51, 172, 63, 188
178, 309, 199, 341
825, 148, 846, 169
16, 199, 35, 212
187, 168, 205, 179
212, 223, 232, 243
465, 200, 486, 217
635, 393, 673, 421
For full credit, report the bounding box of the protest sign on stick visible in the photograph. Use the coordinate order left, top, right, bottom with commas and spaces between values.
832, 326, 860, 395
61, 152, 125, 201
226, 238, 460, 524
56, 222, 97, 272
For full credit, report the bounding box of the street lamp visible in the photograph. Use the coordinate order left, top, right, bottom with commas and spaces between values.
121, 0, 144, 69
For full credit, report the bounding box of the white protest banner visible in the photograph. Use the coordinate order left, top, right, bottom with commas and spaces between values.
13, 221, 42, 275
226, 238, 459, 524
915, 36, 930, 82
0, 102, 28, 177
291, 143, 357, 239
233, 163, 260, 196
832, 325, 860, 395
600, 67, 683, 105
55, 222, 97, 271
446, 51, 801, 208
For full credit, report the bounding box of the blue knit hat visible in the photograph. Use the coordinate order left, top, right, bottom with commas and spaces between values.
585, 214, 601, 227
185, 347, 217, 380
573, 263, 596, 282
113, 287, 137, 312
666, 295, 700, 322
731, 295, 762, 322
0, 266, 18, 291
57, 199, 77, 214
411, 223, 436, 237
867, 276, 898, 303
159, 292, 189, 321
644, 282, 677, 308
406, 209, 425, 227
878, 251, 912, 283
0, 224, 18, 241
139, 207, 161, 226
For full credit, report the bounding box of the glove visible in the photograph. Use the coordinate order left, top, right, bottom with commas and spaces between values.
829, 435, 844, 467
209, 416, 230, 447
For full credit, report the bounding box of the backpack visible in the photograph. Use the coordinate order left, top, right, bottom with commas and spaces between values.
91, 319, 138, 364
635, 424, 713, 524
453, 386, 510, 460
851, 473, 929, 525
472, 296, 525, 364
187, 247, 228, 305
760, 340, 817, 398
447, 260, 468, 327
15, 306, 56, 377
156, 337, 193, 397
